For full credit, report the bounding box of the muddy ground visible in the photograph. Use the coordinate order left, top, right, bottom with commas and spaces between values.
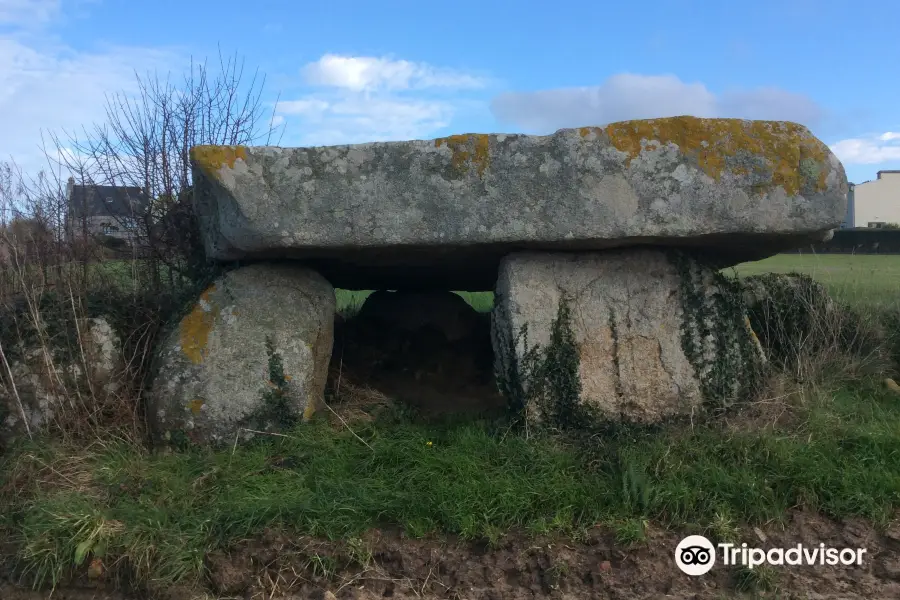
3, 512, 899, 599
3, 306, 899, 599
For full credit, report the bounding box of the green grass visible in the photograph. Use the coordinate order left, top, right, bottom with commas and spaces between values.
3, 381, 899, 588
335, 289, 495, 316
729, 253, 900, 310
336, 254, 900, 315
2, 252, 900, 590
27, 253, 896, 315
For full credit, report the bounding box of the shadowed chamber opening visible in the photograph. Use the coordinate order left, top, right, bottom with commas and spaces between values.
326, 290, 506, 419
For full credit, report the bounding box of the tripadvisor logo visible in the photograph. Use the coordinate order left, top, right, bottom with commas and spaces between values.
674, 535, 867, 575
675, 535, 716, 575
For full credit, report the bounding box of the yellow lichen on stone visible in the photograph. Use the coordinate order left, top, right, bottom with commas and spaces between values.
603, 116, 832, 196
190, 145, 248, 179
188, 398, 205, 415
435, 134, 491, 178
180, 285, 220, 365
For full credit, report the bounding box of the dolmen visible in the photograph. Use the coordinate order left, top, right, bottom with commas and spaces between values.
149, 115, 848, 445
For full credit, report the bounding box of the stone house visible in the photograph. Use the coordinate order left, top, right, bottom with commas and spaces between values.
65, 178, 151, 247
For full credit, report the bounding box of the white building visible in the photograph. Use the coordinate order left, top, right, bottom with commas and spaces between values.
848, 170, 900, 228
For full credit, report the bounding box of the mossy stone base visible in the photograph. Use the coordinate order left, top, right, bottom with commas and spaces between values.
491, 249, 766, 429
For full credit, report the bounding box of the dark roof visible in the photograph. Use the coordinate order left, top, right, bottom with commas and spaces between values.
68, 183, 150, 219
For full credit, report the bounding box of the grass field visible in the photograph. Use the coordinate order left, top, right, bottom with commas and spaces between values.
335, 253, 900, 315
730, 254, 900, 310
1, 253, 899, 592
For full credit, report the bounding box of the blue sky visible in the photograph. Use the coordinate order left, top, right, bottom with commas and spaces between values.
2, 0, 899, 184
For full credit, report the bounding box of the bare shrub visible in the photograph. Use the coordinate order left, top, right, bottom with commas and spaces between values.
0, 50, 280, 447
48, 50, 282, 288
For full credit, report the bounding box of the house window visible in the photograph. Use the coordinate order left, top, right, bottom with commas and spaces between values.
101, 223, 120, 235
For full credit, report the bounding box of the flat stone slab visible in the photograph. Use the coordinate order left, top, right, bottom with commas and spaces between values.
190, 116, 848, 290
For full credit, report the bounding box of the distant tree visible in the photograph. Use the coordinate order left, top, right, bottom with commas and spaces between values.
47, 49, 284, 291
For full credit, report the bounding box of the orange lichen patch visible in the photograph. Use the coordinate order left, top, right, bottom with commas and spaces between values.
603, 116, 832, 196
434, 134, 491, 178
579, 126, 604, 138
188, 398, 205, 415
179, 285, 220, 365
190, 145, 248, 178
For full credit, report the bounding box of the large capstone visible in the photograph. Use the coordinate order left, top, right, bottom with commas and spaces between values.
149, 263, 334, 446
190, 116, 848, 290
490, 249, 767, 427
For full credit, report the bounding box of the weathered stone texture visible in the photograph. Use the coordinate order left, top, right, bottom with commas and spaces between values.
491, 249, 766, 426
1, 316, 123, 443
149, 263, 334, 446
190, 116, 848, 290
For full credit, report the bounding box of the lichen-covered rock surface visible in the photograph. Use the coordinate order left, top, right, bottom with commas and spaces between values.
149, 263, 335, 446
1, 316, 123, 444
191, 116, 847, 290
491, 249, 767, 427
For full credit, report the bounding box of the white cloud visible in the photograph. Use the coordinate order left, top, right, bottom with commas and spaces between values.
302, 54, 487, 92
277, 95, 454, 146
0, 0, 60, 26
490, 73, 825, 132
830, 133, 900, 165
0, 7, 179, 177
276, 54, 486, 146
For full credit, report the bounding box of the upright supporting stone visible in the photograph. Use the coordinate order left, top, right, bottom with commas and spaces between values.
150, 263, 335, 446
491, 249, 766, 427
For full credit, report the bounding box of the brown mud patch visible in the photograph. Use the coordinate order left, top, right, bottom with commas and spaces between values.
3, 512, 900, 599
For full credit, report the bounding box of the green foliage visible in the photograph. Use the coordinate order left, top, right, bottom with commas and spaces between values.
2, 378, 899, 589
493, 293, 593, 431
735, 564, 780, 593
743, 272, 886, 370
245, 336, 298, 432
881, 308, 900, 372
731, 254, 900, 310
669, 250, 767, 411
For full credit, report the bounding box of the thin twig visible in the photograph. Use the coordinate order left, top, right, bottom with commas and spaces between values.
0, 338, 31, 439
